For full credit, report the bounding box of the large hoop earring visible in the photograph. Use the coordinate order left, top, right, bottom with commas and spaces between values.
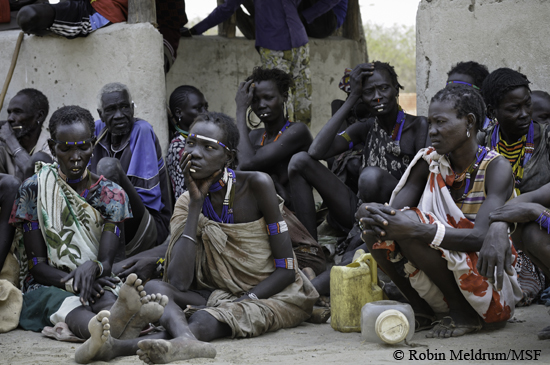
467, 129, 471, 138
247, 108, 261, 128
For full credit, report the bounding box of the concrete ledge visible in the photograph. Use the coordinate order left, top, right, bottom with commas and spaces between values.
0, 23, 167, 149
416, 0, 550, 116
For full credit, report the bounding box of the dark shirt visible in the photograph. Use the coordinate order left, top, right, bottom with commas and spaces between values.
90, 119, 172, 245
191, 0, 308, 51
301, 0, 348, 28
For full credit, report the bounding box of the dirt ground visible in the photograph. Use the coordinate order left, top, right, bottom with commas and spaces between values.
1, 304, 549, 365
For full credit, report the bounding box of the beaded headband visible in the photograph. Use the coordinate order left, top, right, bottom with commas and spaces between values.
446, 80, 480, 91
189, 133, 230, 151
50, 138, 95, 145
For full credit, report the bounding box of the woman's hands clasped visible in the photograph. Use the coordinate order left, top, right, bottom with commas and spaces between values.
61, 260, 119, 305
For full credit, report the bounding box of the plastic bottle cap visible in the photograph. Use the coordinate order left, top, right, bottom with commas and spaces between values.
375, 309, 409, 344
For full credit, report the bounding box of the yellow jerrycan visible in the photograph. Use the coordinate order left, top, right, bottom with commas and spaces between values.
330, 249, 383, 332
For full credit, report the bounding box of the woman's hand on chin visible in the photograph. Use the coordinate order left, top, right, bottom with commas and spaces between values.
181, 152, 222, 204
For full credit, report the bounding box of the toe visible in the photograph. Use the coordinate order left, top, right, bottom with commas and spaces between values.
126, 273, 138, 285
160, 295, 169, 306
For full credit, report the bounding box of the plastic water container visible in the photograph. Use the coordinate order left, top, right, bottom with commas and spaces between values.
330, 250, 383, 332
361, 300, 415, 344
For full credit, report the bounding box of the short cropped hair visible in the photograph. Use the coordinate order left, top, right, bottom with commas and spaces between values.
15, 88, 49, 116
190, 112, 240, 168
169, 85, 204, 115
431, 84, 486, 131
447, 61, 489, 90
246, 67, 293, 96
97, 82, 133, 111
49, 105, 95, 140
372, 61, 404, 93
481, 68, 530, 109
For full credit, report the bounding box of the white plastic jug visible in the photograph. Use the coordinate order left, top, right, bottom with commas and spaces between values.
361, 300, 415, 344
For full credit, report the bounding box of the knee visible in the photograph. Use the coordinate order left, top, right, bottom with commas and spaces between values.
96, 157, 123, 183
358, 167, 390, 202
0, 175, 21, 200
288, 151, 313, 177
143, 279, 171, 296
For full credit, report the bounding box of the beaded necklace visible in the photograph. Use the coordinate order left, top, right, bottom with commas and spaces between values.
202, 168, 236, 223
390, 110, 406, 143
174, 124, 189, 139
447, 146, 487, 202
260, 120, 292, 146
490, 121, 534, 191
57, 167, 92, 197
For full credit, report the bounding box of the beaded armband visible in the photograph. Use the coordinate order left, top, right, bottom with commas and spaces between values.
156, 257, 165, 277
266, 221, 288, 236
337, 131, 354, 150
274, 258, 295, 270
28, 256, 47, 270
23, 221, 40, 233
103, 222, 121, 238
535, 209, 550, 234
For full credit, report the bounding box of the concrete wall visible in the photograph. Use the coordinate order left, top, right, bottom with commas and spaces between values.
0, 24, 365, 154
416, 0, 550, 116
166, 36, 366, 136
0, 23, 168, 149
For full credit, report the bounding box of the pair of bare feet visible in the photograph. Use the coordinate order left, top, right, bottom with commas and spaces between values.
75, 274, 217, 364
75, 274, 168, 363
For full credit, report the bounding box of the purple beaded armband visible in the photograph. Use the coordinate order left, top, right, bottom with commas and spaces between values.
23, 221, 40, 232
274, 258, 295, 270
266, 221, 288, 235
535, 209, 550, 234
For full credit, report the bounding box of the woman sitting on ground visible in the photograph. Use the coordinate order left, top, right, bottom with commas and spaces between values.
289, 62, 429, 242
357, 84, 522, 338
9, 106, 167, 355
235, 67, 313, 208
446, 61, 491, 130
134, 112, 318, 363
481, 68, 550, 305
236, 67, 325, 276
166, 85, 208, 201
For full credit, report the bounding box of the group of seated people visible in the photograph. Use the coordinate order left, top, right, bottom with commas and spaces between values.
1, 58, 550, 363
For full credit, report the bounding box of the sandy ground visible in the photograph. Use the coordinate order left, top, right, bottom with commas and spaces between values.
1, 304, 550, 365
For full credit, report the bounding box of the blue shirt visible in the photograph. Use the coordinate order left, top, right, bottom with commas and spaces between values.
191, 0, 309, 51
301, 0, 348, 28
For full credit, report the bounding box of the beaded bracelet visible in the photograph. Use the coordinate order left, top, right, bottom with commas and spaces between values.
92, 260, 104, 278
430, 222, 446, 248
274, 258, 295, 270
535, 209, 550, 234
156, 257, 165, 277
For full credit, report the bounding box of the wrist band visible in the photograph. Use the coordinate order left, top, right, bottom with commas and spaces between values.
181, 233, 197, 245
28, 256, 47, 270
535, 209, 550, 234
246, 292, 259, 300
156, 257, 165, 277
65, 278, 75, 293
103, 222, 121, 238
92, 260, 104, 278
12, 146, 24, 156
430, 221, 446, 248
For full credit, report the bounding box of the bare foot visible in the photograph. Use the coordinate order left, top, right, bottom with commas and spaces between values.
137, 337, 216, 364
42, 322, 85, 343
119, 293, 169, 340
426, 313, 482, 338
75, 310, 115, 364
109, 273, 147, 338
